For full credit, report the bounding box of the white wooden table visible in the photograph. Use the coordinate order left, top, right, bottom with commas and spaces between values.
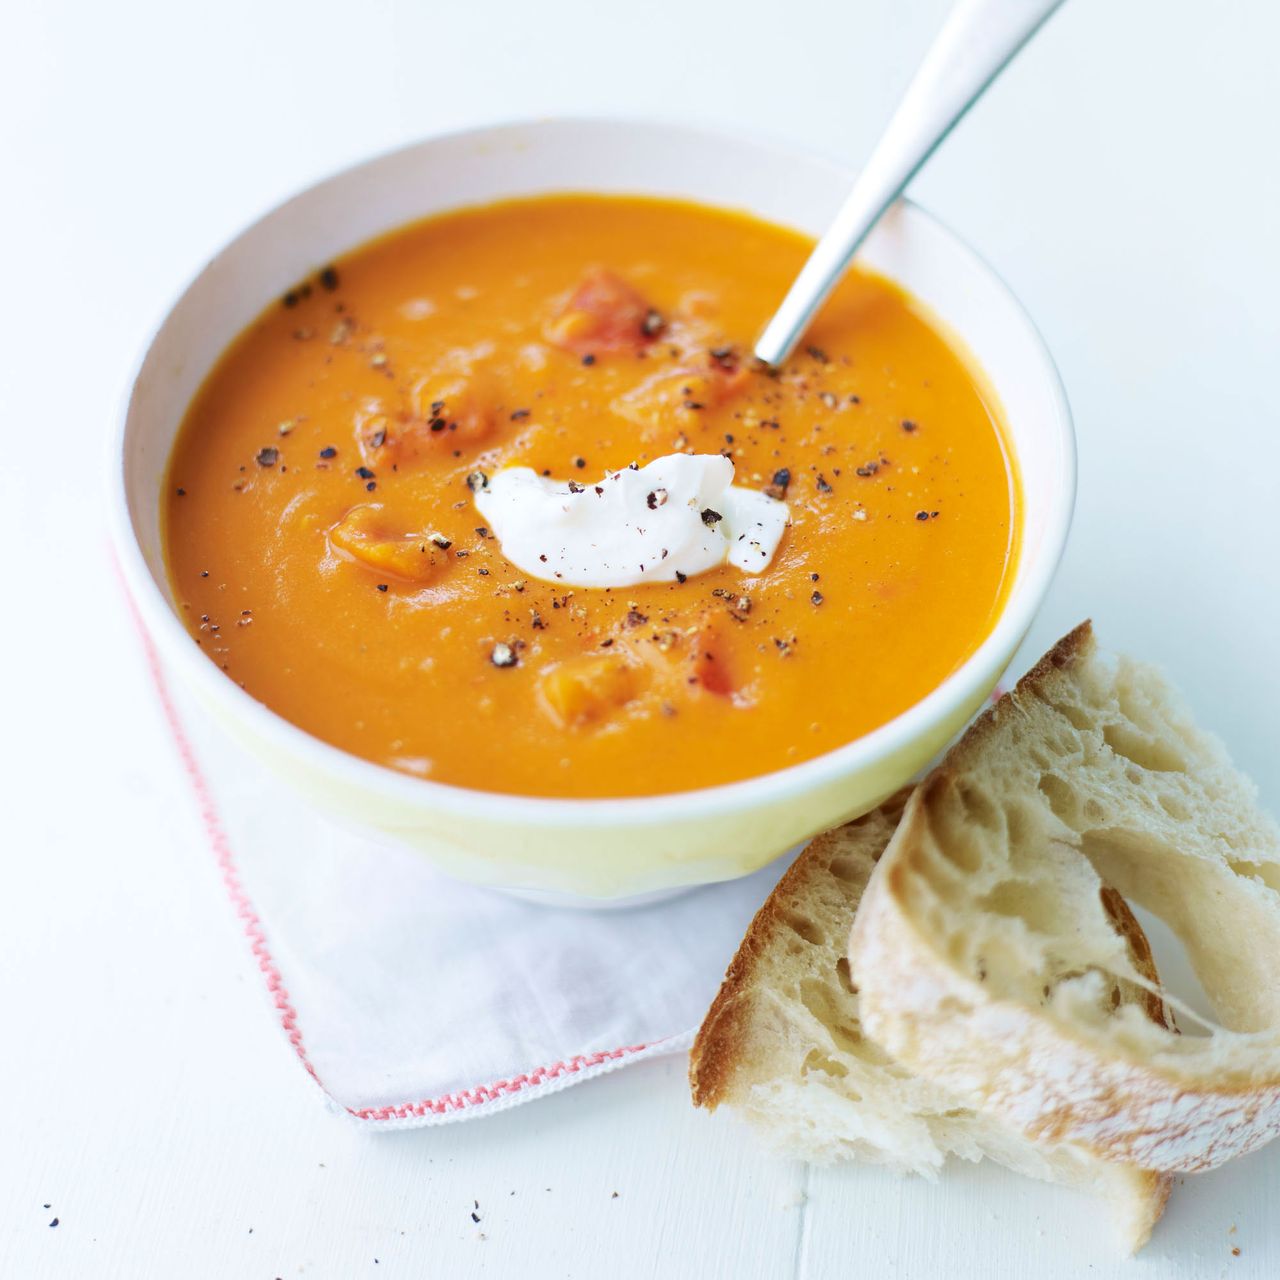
4, 1, 1278, 1275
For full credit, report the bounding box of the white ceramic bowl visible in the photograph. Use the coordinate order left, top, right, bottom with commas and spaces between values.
110, 118, 1074, 902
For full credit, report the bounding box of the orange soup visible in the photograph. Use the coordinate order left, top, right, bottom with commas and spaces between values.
164, 195, 1017, 798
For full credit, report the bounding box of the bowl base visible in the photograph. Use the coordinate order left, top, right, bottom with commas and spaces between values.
491, 883, 697, 911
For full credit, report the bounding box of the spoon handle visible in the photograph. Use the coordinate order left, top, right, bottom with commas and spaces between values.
754, 0, 1066, 367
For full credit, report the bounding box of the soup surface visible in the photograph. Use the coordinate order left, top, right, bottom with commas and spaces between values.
165, 195, 1017, 797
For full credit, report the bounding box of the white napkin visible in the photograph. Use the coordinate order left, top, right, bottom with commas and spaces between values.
147, 640, 796, 1128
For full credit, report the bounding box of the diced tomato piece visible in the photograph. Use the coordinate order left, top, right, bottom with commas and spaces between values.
547, 268, 658, 355
690, 630, 735, 697
328, 505, 448, 583
633, 617, 737, 700
358, 372, 497, 469
548, 611, 744, 726
612, 351, 750, 428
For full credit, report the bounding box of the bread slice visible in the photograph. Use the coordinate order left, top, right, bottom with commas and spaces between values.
851, 621, 1280, 1174
690, 789, 1171, 1254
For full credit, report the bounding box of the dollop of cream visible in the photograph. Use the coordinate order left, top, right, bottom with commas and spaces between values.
473, 453, 788, 588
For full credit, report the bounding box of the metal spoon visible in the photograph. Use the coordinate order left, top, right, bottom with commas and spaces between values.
754, 0, 1066, 367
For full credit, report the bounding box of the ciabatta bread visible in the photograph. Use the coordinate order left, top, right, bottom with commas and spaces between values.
690, 790, 1170, 1253
852, 622, 1280, 1173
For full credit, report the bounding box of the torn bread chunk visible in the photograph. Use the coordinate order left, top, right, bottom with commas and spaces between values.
690, 790, 1170, 1254
852, 621, 1280, 1174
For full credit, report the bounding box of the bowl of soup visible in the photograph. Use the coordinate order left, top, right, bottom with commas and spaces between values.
111, 118, 1073, 901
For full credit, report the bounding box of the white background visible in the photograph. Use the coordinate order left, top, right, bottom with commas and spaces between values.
3, 0, 1279, 1276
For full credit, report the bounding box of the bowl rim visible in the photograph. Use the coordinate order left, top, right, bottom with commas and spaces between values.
108, 114, 1075, 828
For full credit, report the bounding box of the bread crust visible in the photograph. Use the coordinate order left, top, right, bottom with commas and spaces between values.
690, 778, 1172, 1253
690, 789, 912, 1109
852, 621, 1280, 1173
